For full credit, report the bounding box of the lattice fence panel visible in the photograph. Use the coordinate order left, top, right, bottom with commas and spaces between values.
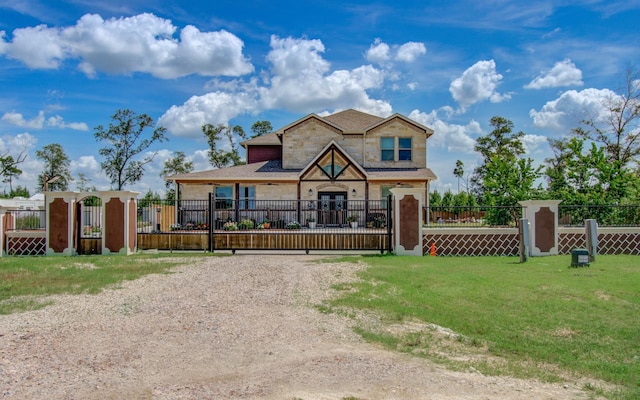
597, 233, 640, 255
7, 236, 46, 256
424, 233, 519, 256
558, 233, 584, 254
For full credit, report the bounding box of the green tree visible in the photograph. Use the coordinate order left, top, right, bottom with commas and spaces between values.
453, 160, 464, 193
473, 117, 542, 224
202, 123, 246, 168
0, 149, 27, 193
35, 143, 72, 191
573, 68, 639, 168
250, 120, 273, 137
94, 109, 168, 190
160, 151, 194, 201
138, 190, 162, 208
2, 185, 29, 198
429, 189, 442, 207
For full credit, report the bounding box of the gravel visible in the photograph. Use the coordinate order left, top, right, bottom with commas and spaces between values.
0, 254, 593, 399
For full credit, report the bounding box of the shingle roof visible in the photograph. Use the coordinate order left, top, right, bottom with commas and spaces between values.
240, 132, 281, 148
323, 109, 384, 132
168, 160, 300, 183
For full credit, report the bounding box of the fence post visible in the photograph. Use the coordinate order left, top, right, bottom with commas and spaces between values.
585, 219, 598, 262
518, 218, 529, 262
390, 188, 423, 256
519, 200, 562, 256
208, 192, 214, 253
387, 193, 393, 254
0, 212, 4, 257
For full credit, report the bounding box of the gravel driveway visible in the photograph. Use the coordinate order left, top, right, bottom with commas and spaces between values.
1, 255, 591, 399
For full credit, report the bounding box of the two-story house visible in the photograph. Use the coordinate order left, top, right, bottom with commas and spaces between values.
167, 109, 436, 226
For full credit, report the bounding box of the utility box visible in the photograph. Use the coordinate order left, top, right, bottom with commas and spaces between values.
571, 249, 590, 267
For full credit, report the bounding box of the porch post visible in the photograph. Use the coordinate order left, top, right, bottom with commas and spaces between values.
390, 188, 424, 256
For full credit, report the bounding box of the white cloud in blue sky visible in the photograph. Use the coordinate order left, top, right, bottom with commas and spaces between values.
0, 1, 638, 194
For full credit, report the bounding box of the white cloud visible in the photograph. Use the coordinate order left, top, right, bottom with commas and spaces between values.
529, 88, 617, 132
260, 36, 390, 115
47, 115, 89, 131
1, 111, 45, 129
521, 134, 549, 155
366, 39, 426, 64
395, 42, 426, 63
158, 91, 259, 138
409, 108, 480, 153
365, 38, 390, 63
1, 13, 254, 79
70, 155, 100, 172
0, 132, 38, 153
525, 59, 583, 89
160, 36, 393, 137
449, 60, 510, 112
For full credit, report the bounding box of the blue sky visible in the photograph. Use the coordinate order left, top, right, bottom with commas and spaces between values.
1, 0, 639, 196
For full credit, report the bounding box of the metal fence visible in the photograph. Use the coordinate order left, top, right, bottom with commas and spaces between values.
135, 198, 390, 233
5, 210, 46, 230
424, 205, 522, 228
558, 204, 640, 227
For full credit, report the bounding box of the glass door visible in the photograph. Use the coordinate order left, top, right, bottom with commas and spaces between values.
318, 192, 347, 226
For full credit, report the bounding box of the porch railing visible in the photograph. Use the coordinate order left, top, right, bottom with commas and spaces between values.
135, 198, 390, 233
5, 210, 46, 230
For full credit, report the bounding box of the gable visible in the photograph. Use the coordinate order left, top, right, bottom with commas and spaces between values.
300, 142, 366, 182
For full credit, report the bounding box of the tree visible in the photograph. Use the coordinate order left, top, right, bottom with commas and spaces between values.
453, 160, 464, 193
202, 123, 246, 168
250, 120, 272, 137
160, 151, 194, 201
471, 117, 528, 201
94, 109, 168, 190
0, 149, 27, 193
472, 117, 542, 224
35, 143, 72, 191
2, 185, 29, 198
573, 68, 640, 168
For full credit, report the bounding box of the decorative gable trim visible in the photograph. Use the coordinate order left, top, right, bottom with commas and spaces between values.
299, 140, 367, 182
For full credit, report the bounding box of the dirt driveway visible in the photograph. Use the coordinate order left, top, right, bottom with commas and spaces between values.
1, 255, 592, 399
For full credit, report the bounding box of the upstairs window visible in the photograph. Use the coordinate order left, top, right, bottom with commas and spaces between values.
381, 137, 395, 161
398, 138, 412, 161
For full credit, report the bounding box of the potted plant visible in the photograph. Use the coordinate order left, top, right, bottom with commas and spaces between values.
223, 221, 238, 231
261, 219, 270, 229
306, 216, 316, 229
286, 221, 301, 230
238, 219, 254, 230
347, 214, 358, 228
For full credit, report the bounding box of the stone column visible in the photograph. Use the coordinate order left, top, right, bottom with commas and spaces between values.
99, 191, 138, 255
46, 192, 78, 255
519, 200, 562, 256
390, 188, 424, 256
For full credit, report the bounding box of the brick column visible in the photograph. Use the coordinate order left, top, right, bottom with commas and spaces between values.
519, 200, 562, 256
390, 188, 424, 256
46, 192, 78, 255
97, 191, 138, 255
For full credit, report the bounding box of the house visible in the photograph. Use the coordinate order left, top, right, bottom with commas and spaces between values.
167, 109, 436, 227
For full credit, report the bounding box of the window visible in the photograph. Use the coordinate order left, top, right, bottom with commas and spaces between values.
239, 185, 255, 209
381, 137, 394, 161
215, 186, 233, 209
398, 138, 412, 161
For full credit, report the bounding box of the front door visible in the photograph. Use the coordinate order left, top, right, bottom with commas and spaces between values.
318, 191, 347, 226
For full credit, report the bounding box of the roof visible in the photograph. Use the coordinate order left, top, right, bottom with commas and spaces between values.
169, 160, 300, 183
277, 109, 433, 137
240, 132, 281, 148
322, 109, 384, 132
170, 159, 437, 183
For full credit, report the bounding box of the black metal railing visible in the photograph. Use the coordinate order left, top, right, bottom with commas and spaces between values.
5, 210, 46, 230
424, 205, 522, 228
134, 198, 391, 233
558, 204, 640, 227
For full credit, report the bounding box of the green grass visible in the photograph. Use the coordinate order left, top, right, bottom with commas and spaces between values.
326, 254, 640, 400
0, 252, 223, 314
